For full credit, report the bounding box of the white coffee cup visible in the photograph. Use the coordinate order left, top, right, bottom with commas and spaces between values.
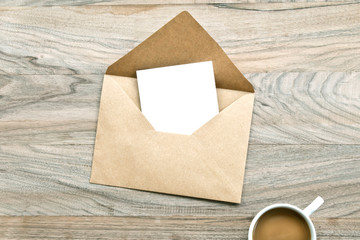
248, 196, 324, 240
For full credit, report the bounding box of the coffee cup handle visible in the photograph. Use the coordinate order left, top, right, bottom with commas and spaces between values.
303, 196, 324, 217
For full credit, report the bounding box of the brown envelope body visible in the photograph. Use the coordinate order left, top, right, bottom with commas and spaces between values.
90, 11, 254, 203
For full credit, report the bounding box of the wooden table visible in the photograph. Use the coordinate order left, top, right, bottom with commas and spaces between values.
0, 1, 359, 239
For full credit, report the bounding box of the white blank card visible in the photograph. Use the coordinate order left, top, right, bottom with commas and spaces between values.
136, 61, 219, 135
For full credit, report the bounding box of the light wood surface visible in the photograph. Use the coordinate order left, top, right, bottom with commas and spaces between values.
0, 2, 359, 239
1, 4, 359, 74
1, 144, 359, 217
1, 1, 358, 6
0, 217, 359, 239
0, 72, 359, 145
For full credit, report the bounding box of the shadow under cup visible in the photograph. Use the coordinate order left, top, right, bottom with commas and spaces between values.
252, 207, 312, 240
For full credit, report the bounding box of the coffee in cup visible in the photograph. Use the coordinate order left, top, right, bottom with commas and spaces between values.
248, 196, 324, 240
253, 208, 311, 240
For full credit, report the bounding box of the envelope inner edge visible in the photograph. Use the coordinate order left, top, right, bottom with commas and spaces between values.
107, 75, 250, 112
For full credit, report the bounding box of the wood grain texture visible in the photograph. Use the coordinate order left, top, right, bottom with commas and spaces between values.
0, 3, 359, 74
0, 144, 359, 217
0, 216, 359, 239
1, 1, 359, 7
1, 72, 359, 145
0, 2, 359, 239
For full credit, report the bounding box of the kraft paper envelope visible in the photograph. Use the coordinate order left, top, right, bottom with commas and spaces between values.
90, 11, 255, 203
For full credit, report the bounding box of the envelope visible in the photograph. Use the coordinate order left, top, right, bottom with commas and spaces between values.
90, 11, 255, 203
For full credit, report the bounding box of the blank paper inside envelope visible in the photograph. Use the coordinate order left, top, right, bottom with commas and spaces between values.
136, 61, 219, 135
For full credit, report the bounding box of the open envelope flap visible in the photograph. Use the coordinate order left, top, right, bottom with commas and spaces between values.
106, 11, 254, 93
90, 75, 254, 203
